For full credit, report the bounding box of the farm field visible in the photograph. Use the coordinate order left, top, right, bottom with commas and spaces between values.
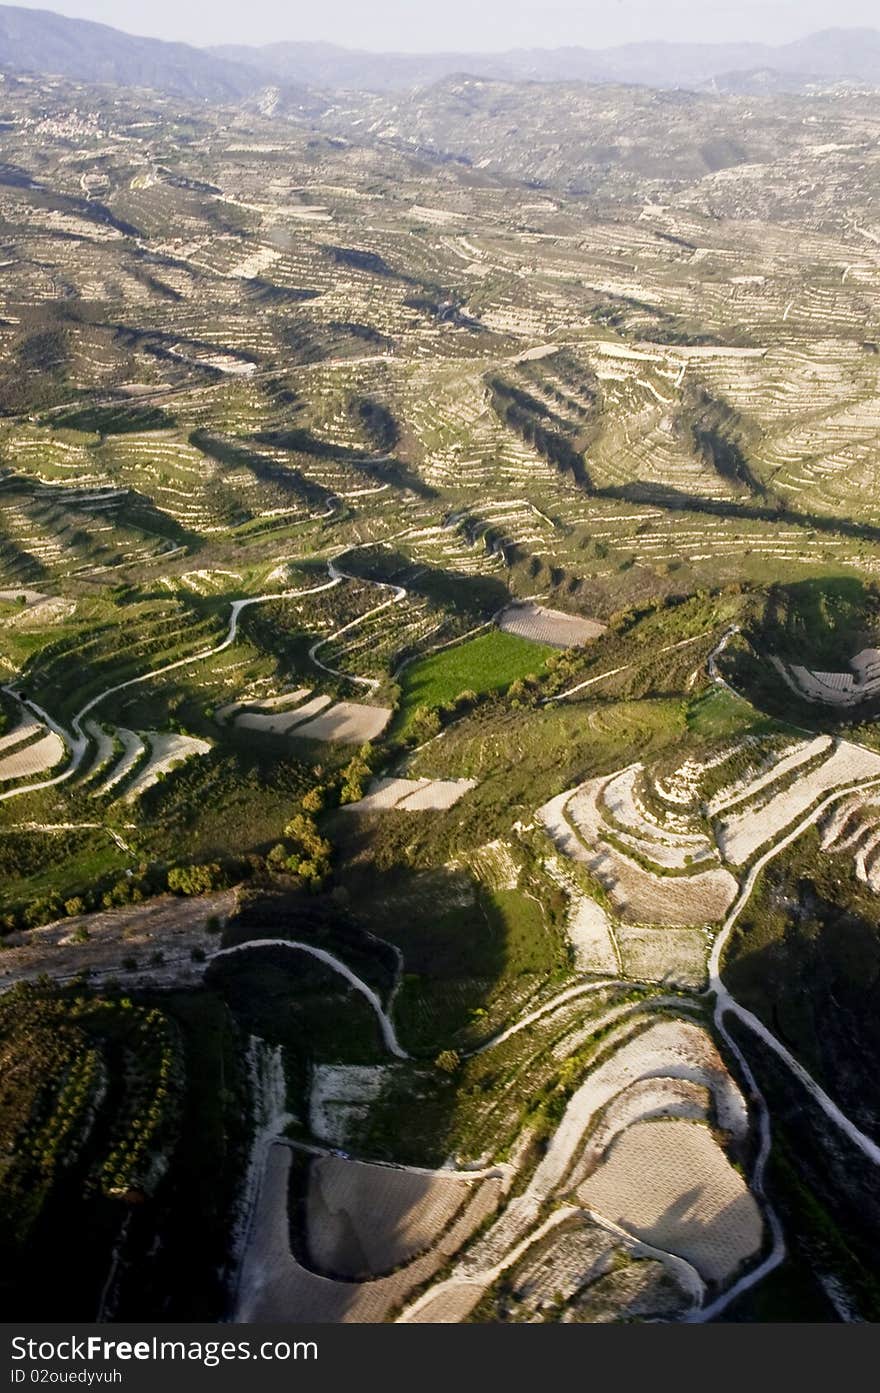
396, 631, 554, 731
577, 1120, 763, 1283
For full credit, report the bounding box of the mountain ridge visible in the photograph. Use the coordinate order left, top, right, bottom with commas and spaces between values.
0, 7, 878, 101
209, 26, 880, 92
0, 3, 313, 103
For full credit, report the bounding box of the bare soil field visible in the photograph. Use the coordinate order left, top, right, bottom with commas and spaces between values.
123, 732, 212, 801
342, 776, 476, 813
615, 926, 708, 987
707, 735, 832, 817
396, 1281, 486, 1324
0, 729, 65, 781
92, 728, 143, 796
81, 720, 114, 779
0, 718, 42, 754
498, 603, 606, 649
580, 1077, 711, 1173
567, 896, 620, 973
305, 1156, 485, 1278
541, 781, 738, 926
577, 1120, 763, 1283
396, 779, 476, 810
341, 778, 428, 812
236, 1145, 500, 1322
715, 739, 880, 864
536, 1020, 748, 1199
234, 694, 330, 734
293, 702, 392, 745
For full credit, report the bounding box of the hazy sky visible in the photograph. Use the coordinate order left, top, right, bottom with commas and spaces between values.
13, 0, 880, 51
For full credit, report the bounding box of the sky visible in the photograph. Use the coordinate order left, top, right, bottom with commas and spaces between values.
10, 0, 880, 51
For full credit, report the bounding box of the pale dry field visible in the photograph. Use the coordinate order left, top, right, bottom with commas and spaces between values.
81, 719, 114, 779
567, 896, 619, 973
706, 735, 831, 817
123, 731, 212, 801
0, 718, 42, 753
556, 1018, 750, 1197
399, 1281, 486, 1324
498, 602, 606, 648
0, 729, 65, 781
236, 1145, 501, 1322
615, 926, 708, 988
92, 728, 143, 796
341, 777, 428, 812
305, 1156, 480, 1278
580, 1077, 710, 1173
542, 781, 738, 926
293, 702, 392, 745
395, 779, 476, 810
715, 739, 880, 864
577, 1120, 763, 1283
234, 694, 330, 734
603, 766, 709, 851
342, 776, 476, 813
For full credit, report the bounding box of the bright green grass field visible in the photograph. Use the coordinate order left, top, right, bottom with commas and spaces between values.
398, 629, 554, 727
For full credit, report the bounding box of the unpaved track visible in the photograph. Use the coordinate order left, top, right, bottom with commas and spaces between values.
688, 632, 880, 1319
209, 939, 408, 1059
308, 555, 407, 691
1, 551, 405, 798
0, 576, 340, 804
0, 821, 133, 851
709, 778, 880, 1169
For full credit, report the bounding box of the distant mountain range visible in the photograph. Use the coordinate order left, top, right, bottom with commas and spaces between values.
0, 4, 316, 104
0, 4, 879, 101
212, 27, 880, 93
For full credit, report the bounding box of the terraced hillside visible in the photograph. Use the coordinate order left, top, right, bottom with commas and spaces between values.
2, 61, 880, 1326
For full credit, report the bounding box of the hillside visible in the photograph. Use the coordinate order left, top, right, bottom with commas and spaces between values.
0, 21, 880, 1329
0, 3, 303, 102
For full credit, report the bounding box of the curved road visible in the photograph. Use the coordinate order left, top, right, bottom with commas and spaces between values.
0, 576, 341, 804
307, 554, 407, 691
209, 938, 408, 1059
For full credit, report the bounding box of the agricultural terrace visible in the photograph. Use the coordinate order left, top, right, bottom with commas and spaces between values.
2, 63, 880, 1324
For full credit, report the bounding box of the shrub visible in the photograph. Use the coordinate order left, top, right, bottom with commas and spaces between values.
434, 1049, 461, 1075
167, 863, 224, 896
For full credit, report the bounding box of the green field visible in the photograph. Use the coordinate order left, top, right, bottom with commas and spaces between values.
397, 629, 554, 731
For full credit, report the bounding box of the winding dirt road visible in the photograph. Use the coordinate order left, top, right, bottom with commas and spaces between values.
0, 576, 341, 804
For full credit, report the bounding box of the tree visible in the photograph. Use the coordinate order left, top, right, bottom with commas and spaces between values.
410, 706, 441, 742
301, 785, 326, 814
167, 863, 224, 896
266, 843, 289, 872
434, 1049, 461, 1075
